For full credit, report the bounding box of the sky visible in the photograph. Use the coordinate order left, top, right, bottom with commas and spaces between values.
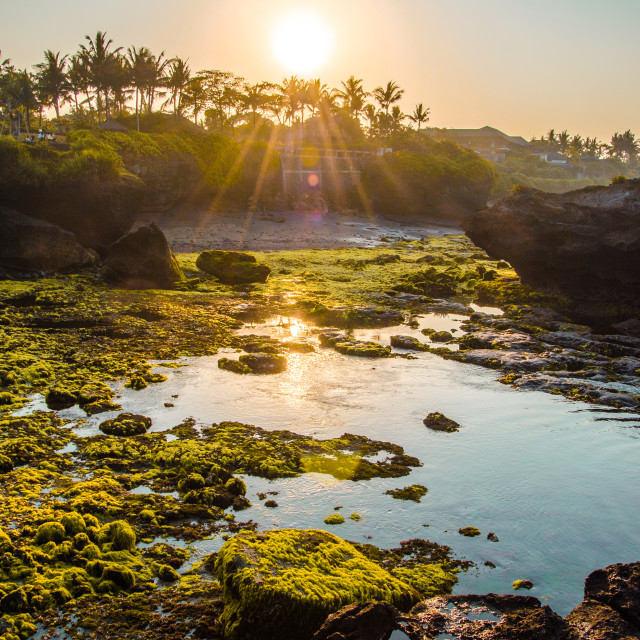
1, 0, 639, 141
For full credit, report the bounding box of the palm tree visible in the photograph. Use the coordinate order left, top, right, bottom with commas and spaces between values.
34, 50, 70, 119
145, 51, 170, 115
126, 46, 154, 130
372, 81, 404, 114
557, 130, 570, 154
183, 76, 207, 126
335, 76, 368, 118
5, 70, 39, 136
408, 103, 430, 131
305, 79, 329, 118
165, 57, 191, 116
610, 130, 639, 161
80, 31, 122, 119
242, 82, 271, 127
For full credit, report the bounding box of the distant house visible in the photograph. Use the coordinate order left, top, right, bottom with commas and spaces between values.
425, 126, 531, 162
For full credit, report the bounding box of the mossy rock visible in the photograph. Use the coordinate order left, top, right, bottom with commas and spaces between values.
319, 332, 391, 358
513, 579, 534, 590
239, 353, 287, 374
422, 329, 454, 343
215, 529, 420, 640
157, 564, 180, 582
458, 527, 481, 537
323, 514, 345, 525
391, 564, 458, 598
34, 522, 66, 545
218, 358, 252, 374
196, 250, 271, 284
99, 413, 152, 437
45, 386, 78, 410
385, 484, 428, 502
96, 520, 136, 552
423, 412, 460, 433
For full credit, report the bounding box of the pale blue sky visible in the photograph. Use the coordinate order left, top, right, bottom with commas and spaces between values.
1, 0, 638, 141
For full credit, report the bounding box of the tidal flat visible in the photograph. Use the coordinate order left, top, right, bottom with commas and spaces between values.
0, 230, 639, 639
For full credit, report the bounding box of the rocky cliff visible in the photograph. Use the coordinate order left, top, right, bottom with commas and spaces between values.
464, 180, 640, 305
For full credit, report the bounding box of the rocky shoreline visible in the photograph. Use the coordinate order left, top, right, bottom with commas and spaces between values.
0, 178, 639, 639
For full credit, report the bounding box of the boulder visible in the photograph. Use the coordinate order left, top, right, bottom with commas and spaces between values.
0, 207, 95, 273
312, 602, 403, 640
423, 412, 460, 433
0, 173, 146, 252
411, 594, 574, 640
214, 529, 420, 640
565, 601, 640, 639
583, 561, 640, 628
464, 180, 640, 304
99, 413, 152, 437
104, 223, 185, 289
196, 250, 271, 284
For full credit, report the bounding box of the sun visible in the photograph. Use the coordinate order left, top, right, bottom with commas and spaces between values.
272, 12, 333, 75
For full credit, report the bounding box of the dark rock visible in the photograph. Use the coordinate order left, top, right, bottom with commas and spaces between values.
464, 180, 640, 304
312, 602, 403, 640
0, 174, 146, 251
319, 331, 391, 358
565, 601, 640, 639
487, 532, 499, 542
583, 561, 640, 628
239, 353, 287, 373
196, 250, 271, 284
423, 413, 460, 433
390, 335, 430, 351
411, 594, 574, 640
104, 223, 186, 289
0, 207, 95, 273
99, 413, 152, 437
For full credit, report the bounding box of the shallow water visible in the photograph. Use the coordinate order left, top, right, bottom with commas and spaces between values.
23, 316, 640, 615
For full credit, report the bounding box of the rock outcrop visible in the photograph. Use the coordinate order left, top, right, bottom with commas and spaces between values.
196, 250, 271, 284
0, 207, 95, 274
0, 173, 146, 252
311, 561, 640, 640
464, 180, 640, 304
104, 223, 186, 289
214, 529, 420, 640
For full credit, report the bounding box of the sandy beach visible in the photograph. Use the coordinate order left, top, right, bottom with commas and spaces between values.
137, 209, 461, 253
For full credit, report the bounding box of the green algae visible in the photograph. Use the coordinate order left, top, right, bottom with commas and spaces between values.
99, 413, 152, 437
323, 514, 345, 525
513, 579, 534, 590
215, 528, 420, 640
459, 527, 481, 537
385, 484, 428, 502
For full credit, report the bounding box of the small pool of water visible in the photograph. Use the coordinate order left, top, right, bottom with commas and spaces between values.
19, 315, 640, 616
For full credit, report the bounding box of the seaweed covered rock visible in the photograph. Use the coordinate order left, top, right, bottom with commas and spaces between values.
215, 529, 420, 640
239, 353, 287, 373
196, 250, 271, 284
99, 413, 152, 437
386, 484, 428, 502
319, 331, 391, 358
390, 335, 430, 351
423, 412, 460, 433
104, 223, 185, 289
0, 207, 95, 274
77, 382, 121, 415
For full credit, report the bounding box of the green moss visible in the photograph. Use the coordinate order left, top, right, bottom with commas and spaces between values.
99, 413, 152, 437
218, 358, 252, 374
61, 512, 87, 536
458, 527, 481, 537
157, 564, 180, 582
215, 529, 420, 640
323, 514, 345, 525
97, 521, 136, 552
391, 564, 458, 598
385, 485, 428, 502
512, 579, 534, 590
350, 513, 361, 521
34, 522, 66, 545
196, 251, 271, 284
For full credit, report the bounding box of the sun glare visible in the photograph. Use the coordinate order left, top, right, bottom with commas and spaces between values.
272, 13, 333, 75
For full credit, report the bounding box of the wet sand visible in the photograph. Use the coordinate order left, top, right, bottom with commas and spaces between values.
137, 209, 461, 252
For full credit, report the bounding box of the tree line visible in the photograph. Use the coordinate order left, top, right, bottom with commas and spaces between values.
0, 32, 431, 143
531, 129, 639, 162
